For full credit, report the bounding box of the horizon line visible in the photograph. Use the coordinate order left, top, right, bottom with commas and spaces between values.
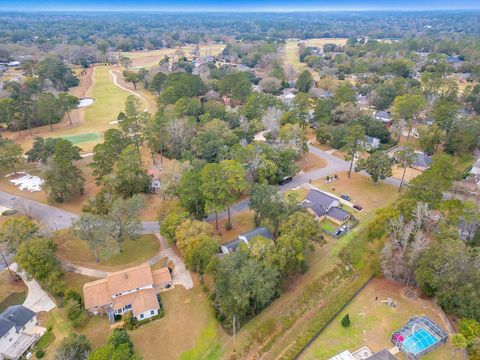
1, 8, 480, 12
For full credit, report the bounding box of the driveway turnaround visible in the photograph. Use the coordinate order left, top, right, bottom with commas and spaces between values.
10, 263, 56, 313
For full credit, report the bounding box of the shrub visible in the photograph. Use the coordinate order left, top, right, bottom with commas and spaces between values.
341, 313, 351, 327
123, 311, 138, 330
36, 349, 45, 358
65, 299, 88, 328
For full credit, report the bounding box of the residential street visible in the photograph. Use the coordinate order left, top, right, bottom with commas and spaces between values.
0, 145, 400, 229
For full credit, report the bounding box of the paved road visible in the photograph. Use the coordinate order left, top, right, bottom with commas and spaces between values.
0, 145, 400, 228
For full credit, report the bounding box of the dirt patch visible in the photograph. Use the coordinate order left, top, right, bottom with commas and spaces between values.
209, 210, 255, 243
391, 165, 423, 183
298, 152, 327, 172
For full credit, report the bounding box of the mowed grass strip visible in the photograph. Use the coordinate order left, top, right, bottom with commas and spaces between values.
54, 230, 160, 271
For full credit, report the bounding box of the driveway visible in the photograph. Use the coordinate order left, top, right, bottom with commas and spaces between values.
10, 263, 56, 313
60, 234, 193, 290
151, 234, 193, 290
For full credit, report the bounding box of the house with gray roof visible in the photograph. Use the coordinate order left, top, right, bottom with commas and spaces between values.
220, 227, 273, 254
373, 111, 393, 125
0, 305, 45, 360
364, 135, 381, 150
302, 189, 351, 225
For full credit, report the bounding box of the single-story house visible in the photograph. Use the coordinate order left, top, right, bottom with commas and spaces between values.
373, 111, 393, 125
83, 263, 172, 322
412, 151, 432, 171
220, 227, 273, 254
280, 88, 296, 107
0, 305, 45, 360
364, 135, 381, 150
301, 189, 351, 225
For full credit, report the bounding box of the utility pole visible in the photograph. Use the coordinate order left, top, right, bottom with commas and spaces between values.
0, 249, 14, 281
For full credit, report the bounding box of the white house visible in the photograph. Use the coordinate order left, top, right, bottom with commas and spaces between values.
0, 305, 45, 360
83, 264, 173, 323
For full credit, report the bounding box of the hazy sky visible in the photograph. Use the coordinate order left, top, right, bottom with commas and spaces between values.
1, 0, 480, 11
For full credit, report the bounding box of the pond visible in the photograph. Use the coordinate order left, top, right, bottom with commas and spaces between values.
77, 98, 95, 108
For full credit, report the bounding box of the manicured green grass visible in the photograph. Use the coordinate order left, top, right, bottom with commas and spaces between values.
0, 292, 26, 312
85, 66, 131, 127
318, 219, 338, 233
33, 330, 55, 351
55, 231, 160, 271
61, 133, 100, 145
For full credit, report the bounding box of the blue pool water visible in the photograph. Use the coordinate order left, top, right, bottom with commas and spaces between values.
402, 328, 438, 355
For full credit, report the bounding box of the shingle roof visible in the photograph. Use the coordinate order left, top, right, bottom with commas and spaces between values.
107, 263, 154, 295
327, 207, 351, 222
366, 349, 398, 360
240, 227, 273, 241
131, 289, 159, 317
152, 268, 172, 287
0, 317, 14, 337
83, 278, 111, 310
0, 305, 35, 337
221, 238, 247, 253
304, 189, 337, 210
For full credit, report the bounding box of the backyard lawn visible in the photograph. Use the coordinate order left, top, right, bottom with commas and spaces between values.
55, 231, 160, 271
300, 278, 454, 360
319, 218, 338, 233
130, 278, 225, 360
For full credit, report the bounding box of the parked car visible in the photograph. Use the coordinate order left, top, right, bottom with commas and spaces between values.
278, 176, 293, 185
334, 228, 343, 237
353, 204, 363, 211
340, 194, 351, 201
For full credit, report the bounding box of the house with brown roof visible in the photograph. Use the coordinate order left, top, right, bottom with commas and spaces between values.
83, 264, 173, 323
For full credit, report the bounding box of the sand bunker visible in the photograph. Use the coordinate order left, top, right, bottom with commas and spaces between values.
6, 172, 44, 192
77, 98, 95, 108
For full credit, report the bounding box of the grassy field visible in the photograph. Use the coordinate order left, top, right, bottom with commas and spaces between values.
300, 279, 454, 360
283, 38, 348, 74
55, 231, 160, 271
122, 43, 226, 68
0, 270, 27, 312
130, 279, 225, 360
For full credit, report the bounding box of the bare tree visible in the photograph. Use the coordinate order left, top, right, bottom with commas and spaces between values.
261, 107, 282, 139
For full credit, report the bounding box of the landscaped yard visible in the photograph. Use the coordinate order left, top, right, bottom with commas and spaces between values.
55, 231, 160, 271
130, 277, 225, 360
0, 270, 27, 312
300, 278, 454, 360
312, 171, 400, 220
318, 218, 338, 233
211, 210, 255, 243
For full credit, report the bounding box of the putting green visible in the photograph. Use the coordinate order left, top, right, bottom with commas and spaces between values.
61, 133, 100, 145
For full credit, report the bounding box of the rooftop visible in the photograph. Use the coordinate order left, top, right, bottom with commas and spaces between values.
0, 305, 36, 337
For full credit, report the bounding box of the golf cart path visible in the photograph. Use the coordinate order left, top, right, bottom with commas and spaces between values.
109, 69, 145, 100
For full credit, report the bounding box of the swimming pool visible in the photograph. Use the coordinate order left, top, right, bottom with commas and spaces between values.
401, 328, 438, 356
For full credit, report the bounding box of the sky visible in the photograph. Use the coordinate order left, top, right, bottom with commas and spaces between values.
1, 0, 480, 12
